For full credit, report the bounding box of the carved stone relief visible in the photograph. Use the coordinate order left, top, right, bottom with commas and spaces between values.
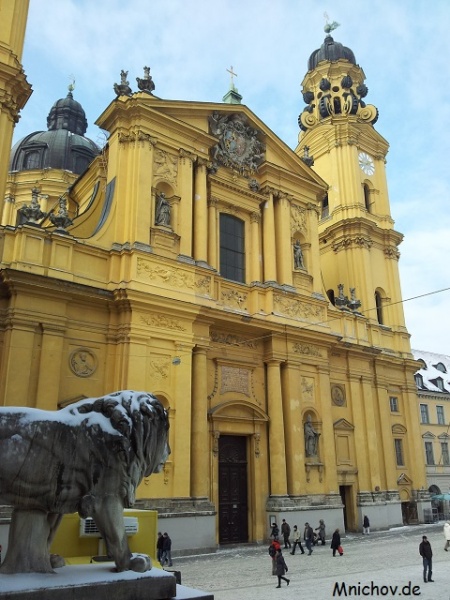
291, 204, 307, 234
301, 377, 315, 403
273, 294, 323, 320
69, 348, 97, 377
154, 149, 178, 183
331, 384, 346, 406
220, 366, 250, 396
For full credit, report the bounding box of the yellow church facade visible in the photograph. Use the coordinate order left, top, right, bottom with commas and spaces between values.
0, 3, 429, 551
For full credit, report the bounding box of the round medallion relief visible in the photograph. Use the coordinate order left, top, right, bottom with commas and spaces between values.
331, 384, 346, 406
69, 348, 97, 378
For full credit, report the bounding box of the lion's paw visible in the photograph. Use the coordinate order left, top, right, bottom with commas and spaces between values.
130, 553, 152, 572
50, 553, 66, 569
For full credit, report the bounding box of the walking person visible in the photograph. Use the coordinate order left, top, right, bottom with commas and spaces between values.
281, 519, 291, 549
290, 525, 305, 555
161, 532, 173, 567
331, 528, 343, 557
275, 549, 290, 588
304, 522, 314, 555
363, 515, 370, 535
444, 521, 450, 551
270, 521, 279, 540
419, 535, 433, 582
156, 531, 164, 564
269, 538, 281, 575
315, 519, 326, 545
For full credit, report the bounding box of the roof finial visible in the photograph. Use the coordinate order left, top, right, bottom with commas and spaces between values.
323, 12, 340, 34
68, 74, 75, 95
226, 65, 238, 90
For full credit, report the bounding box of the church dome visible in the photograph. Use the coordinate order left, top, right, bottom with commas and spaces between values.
307, 35, 356, 71
9, 90, 100, 174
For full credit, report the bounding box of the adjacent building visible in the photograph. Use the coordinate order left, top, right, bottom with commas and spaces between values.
0, 3, 430, 552
413, 350, 450, 502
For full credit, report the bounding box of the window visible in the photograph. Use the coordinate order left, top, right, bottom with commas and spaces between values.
24, 150, 41, 169
437, 406, 445, 425
441, 442, 450, 466
394, 439, 404, 466
415, 374, 424, 388
363, 184, 371, 212
435, 377, 445, 391
220, 214, 245, 283
434, 362, 447, 373
420, 404, 429, 424
425, 442, 435, 465
321, 194, 329, 218
389, 396, 399, 412
375, 291, 383, 325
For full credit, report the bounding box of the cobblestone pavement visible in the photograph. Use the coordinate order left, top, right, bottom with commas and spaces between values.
174, 523, 450, 600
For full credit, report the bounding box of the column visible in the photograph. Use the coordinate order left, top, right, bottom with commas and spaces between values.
262, 191, 277, 282
250, 211, 261, 282
274, 194, 292, 286
306, 203, 323, 295
193, 159, 208, 264
266, 360, 288, 496
191, 346, 209, 497
207, 197, 218, 269
280, 362, 303, 495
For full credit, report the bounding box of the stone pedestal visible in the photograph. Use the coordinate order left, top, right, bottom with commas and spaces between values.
0, 564, 213, 600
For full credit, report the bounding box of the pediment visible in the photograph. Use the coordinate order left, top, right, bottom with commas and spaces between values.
397, 472, 413, 485
422, 431, 436, 439
438, 432, 450, 440
392, 423, 407, 434
333, 418, 354, 431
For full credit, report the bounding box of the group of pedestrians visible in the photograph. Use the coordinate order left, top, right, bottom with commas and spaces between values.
156, 531, 173, 567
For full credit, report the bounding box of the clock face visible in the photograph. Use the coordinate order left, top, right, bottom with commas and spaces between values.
358, 152, 375, 175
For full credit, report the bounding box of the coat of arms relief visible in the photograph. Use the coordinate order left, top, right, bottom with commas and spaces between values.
208, 112, 265, 176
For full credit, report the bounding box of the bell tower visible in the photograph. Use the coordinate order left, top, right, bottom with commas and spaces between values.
0, 0, 32, 202
296, 25, 409, 352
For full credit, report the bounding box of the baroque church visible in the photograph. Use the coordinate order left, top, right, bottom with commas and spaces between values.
0, 3, 430, 552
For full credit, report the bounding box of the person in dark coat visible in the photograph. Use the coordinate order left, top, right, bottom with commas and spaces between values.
304, 522, 314, 555
331, 528, 343, 557
419, 535, 433, 583
363, 515, 370, 534
156, 531, 164, 564
275, 549, 290, 588
161, 532, 173, 567
271, 522, 279, 540
281, 519, 291, 548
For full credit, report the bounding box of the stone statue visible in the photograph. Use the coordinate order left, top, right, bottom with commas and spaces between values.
304, 415, 320, 457
155, 191, 171, 226
18, 187, 47, 224
293, 240, 305, 269
0, 390, 170, 574
49, 196, 73, 231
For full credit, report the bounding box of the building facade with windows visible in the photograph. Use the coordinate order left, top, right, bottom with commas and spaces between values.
0, 3, 430, 552
413, 350, 450, 498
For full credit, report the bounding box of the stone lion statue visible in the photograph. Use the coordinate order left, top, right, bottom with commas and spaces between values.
0, 390, 170, 574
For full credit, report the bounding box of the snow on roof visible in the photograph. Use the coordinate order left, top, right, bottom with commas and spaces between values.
412, 349, 450, 395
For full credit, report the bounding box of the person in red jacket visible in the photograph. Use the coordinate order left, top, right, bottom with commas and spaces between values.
269, 538, 281, 575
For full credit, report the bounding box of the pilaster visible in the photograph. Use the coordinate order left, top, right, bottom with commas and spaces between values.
262, 191, 277, 283
193, 159, 208, 264
266, 359, 287, 495
191, 346, 209, 497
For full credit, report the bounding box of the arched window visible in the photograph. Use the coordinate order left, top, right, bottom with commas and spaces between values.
363, 184, 371, 212
375, 290, 383, 324
434, 362, 447, 374
24, 150, 41, 169
327, 289, 335, 305
220, 213, 245, 283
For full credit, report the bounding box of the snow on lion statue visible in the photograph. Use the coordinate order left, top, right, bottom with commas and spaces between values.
0, 390, 170, 574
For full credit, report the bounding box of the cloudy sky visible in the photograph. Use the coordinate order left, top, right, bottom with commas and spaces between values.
13, 0, 450, 355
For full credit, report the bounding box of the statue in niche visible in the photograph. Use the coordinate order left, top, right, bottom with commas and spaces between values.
304, 414, 320, 457
293, 240, 305, 269
0, 390, 169, 574
155, 191, 171, 226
